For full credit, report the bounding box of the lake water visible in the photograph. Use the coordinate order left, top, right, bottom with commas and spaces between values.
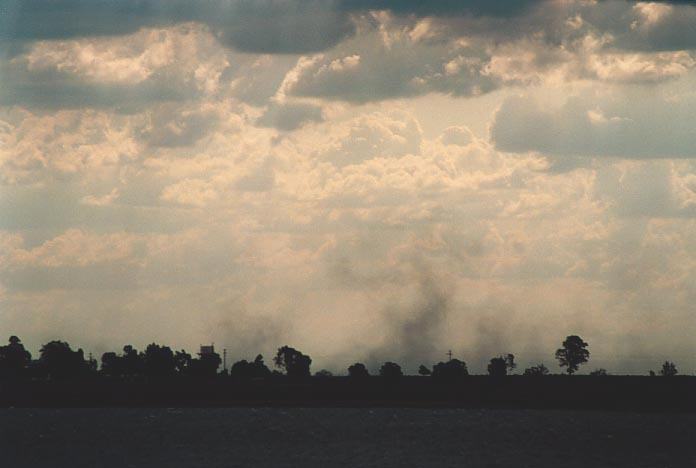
2, 408, 694, 467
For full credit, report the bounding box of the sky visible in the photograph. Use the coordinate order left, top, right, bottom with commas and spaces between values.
2, 0, 696, 374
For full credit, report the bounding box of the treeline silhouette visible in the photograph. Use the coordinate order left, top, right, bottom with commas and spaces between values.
0, 334, 683, 381
1, 334, 693, 409
0, 335, 678, 380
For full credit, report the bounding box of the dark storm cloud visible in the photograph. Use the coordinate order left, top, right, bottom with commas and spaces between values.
0, 0, 353, 54
3, 1, 696, 52
339, 0, 543, 17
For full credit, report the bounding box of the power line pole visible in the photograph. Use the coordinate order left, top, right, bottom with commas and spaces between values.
447, 350, 453, 361
223, 348, 227, 372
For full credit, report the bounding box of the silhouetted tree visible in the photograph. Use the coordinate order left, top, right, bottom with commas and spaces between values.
589, 368, 608, 376
555, 335, 589, 374
174, 350, 192, 374
348, 362, 369, 378
660, 361, 678, 377
504, 353, 516, 372
487, 354, 515, 377
230, 355, 271, 379
523, 363, 549, 376
274, 346, 311, 378
189, 351, 221, 378
418, 365, 432, 376
314, 369, 333, 378
379, 362, 403, 380
39, 341, 88, 380
0, 336, 32, 379
432, 359, 468, 380
487, 357, 508, 377
142, 343, 176, 377
122, 345, 143, 376
100, 352, 122, 377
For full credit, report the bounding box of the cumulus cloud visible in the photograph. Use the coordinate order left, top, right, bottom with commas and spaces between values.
3, 1, 696, 373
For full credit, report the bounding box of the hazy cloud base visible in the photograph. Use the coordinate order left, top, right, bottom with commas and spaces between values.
1, 1, 696, 374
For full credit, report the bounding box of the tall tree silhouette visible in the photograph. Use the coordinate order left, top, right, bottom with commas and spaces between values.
273, 346, 311, 378
0, 336, 32, 379
555, 335, 589, 374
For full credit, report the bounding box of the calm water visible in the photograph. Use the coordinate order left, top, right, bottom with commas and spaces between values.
2, 408, 694, 467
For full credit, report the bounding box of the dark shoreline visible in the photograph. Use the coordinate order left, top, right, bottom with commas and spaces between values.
2, 375, 695, 411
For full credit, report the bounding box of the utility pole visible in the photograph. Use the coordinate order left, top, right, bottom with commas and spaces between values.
223, 348, 227, 372
447, 350, 453, 361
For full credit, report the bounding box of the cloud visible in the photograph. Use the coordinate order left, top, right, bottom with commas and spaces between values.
490, 86, 696, 159
0, 0, 354, 54
282, 15, 497, 103
257, 101, 324, 131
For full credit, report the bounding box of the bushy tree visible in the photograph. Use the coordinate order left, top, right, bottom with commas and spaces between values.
39, 341, 88, 380
230, 355, 272, 378
142, 343, 176, 377
0, 336, 32, 379
174, 350, 192, 374
348, 362, 369, 378
274, 346, 311, 378
523, 363, 550, 376
379, 362, 403, 380
122, 345, 142, 376
487, 357, 507, 377
555, 335, 589, 375
432, 359, 468, 380
189, 351, 222, 378
487, 354, 515, 377
314, 369, 333, 378
660, 361, 678, 377
100, 345, 145, 378
418, 365, 432, 376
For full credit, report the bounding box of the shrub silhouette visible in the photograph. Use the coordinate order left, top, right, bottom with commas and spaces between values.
589, 368, 608, 376
348, 362, 369, 378
379, 362, 403, 380
432, 359, 468, 380
274, 346, 311, 378
523, 363, 549, 376
660, 361, 678, 377
418, 364, 432, 376
555, 335, 589, 375
314, 369, 333, 378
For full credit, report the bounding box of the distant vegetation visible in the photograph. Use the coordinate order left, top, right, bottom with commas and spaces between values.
0, 334, 686, 382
